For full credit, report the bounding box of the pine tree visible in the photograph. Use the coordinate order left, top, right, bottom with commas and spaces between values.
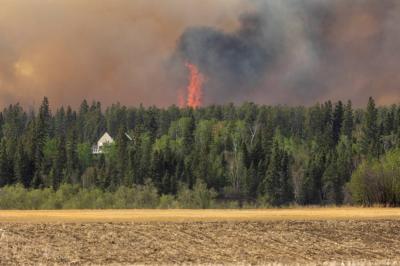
322, 153, 344, 204
336, 136, 353, 183
321, 101, 334, 148
151, 149, 164, 192
52, 134, 67, 189
341, 100, 353, 139
14, 141, 30, 187
279, 150, 293, 204
66, 128, 79, 183
300, 149, 325, 205
360, 97, 380, 158
78, 99, 89, 142
32, 97, 51, 187
382, 105, 395, 135
332, 101, 344, 144
264, 139, 293, 206
0, 139, 13, 186
116, 126, 128, 183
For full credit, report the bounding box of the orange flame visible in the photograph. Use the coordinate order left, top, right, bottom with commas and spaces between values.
185, 63, 204, 108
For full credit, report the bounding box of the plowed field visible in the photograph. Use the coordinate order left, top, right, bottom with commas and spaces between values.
0, 208, 399, 265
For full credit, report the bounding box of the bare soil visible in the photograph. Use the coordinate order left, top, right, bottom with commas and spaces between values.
0, 209, 400, 265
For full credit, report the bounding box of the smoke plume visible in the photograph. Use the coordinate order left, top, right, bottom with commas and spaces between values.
174, 0, 400, 106
1, 0, 400, 108
0, 0, 247, 108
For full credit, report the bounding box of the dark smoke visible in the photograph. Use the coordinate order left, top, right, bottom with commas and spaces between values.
176, 14, 277, 103
174, 0, 400, 106
1, 0, 400, 107
0, 0, 247, 108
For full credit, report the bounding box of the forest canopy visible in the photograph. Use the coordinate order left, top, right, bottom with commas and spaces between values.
0, 97, 400, 208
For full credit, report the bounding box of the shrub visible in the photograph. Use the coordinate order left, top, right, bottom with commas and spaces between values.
177, 180, 217, 209
0, 180, 218, 209
349, 149, 400, 206
135, 181, 159, 208
158, 194, 177, 209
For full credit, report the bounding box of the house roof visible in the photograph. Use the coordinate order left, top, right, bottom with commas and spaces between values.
97, 132, 114, 146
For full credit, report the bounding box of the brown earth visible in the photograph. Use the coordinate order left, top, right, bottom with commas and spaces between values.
0, 209, 400, 265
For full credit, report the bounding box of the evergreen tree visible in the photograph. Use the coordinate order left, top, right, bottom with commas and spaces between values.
382, 105, 396, 135
78, 99, 89, 142
336, 136, 353, 183
32, 97, 51, 187
332, 101, 344, 144
0, 98, 398, 208
66, 128, 79, 183
341, 100, 353, 139
300, 149, 325, 205
51, 134, 67, 189
360, 97, 380, 158
14, 142, 30, 187
116, 126, 128, 182
322, 153, 344, 204
264, 139, 293, 206
0, 139, 13, 186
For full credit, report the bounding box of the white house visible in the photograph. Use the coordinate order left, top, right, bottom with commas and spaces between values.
92, 132, 134, 154
92, 132, 114, 154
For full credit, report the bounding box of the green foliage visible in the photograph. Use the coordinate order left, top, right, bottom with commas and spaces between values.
177, 180, 217, 209
0, 139, 13, 186
0, 181, 219, 209
158, 194, 178, 209
0, 96, 398, 208
341, 100, 354, 139
299, 146, 325, 205
360, 97, 381, 158
77, 142, 93, 170
349, 148, 400, 206
263, 138, 293, 206
0, 183, 160, 209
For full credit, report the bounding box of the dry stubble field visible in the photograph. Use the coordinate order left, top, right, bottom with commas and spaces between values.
1, 208, 400, 265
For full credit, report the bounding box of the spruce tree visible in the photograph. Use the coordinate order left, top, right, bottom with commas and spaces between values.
14, 141, 30, 187
52, 134, 67, 189
300, 149, 325, 205
66, 128, 79, 183
382, 105, 396, 135
360, 97, 380, 158
116, 126, 128, 183
341, 100, 353, 139
332, 101, 344, 145
264, 139, 293, 206
32, 97, 51, 187
0, 139, 13, 186
322, 153, 344, 204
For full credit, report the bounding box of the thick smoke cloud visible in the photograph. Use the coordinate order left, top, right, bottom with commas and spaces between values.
0, 0, 247, 108
175, 0, 400, 106
175, 14, 276, 103
1, 0, 400, 108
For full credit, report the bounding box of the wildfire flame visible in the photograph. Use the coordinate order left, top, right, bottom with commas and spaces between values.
179, 62, 204, 108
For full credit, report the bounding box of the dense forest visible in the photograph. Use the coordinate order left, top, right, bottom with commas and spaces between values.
0, 97, 400, 208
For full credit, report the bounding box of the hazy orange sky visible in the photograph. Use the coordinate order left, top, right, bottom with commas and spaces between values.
0, 0, 248, 108
1, 0, 400, 108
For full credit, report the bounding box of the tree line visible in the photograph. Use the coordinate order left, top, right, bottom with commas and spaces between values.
0, 97, 400, 208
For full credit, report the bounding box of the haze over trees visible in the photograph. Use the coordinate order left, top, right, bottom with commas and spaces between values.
1, 97, 400, 208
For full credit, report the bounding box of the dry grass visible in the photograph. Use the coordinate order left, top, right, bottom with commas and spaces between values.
0, 207, 400, 223
1, 208, 400, 265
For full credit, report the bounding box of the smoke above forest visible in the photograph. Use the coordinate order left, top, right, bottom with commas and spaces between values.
0, 0, 400, 108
